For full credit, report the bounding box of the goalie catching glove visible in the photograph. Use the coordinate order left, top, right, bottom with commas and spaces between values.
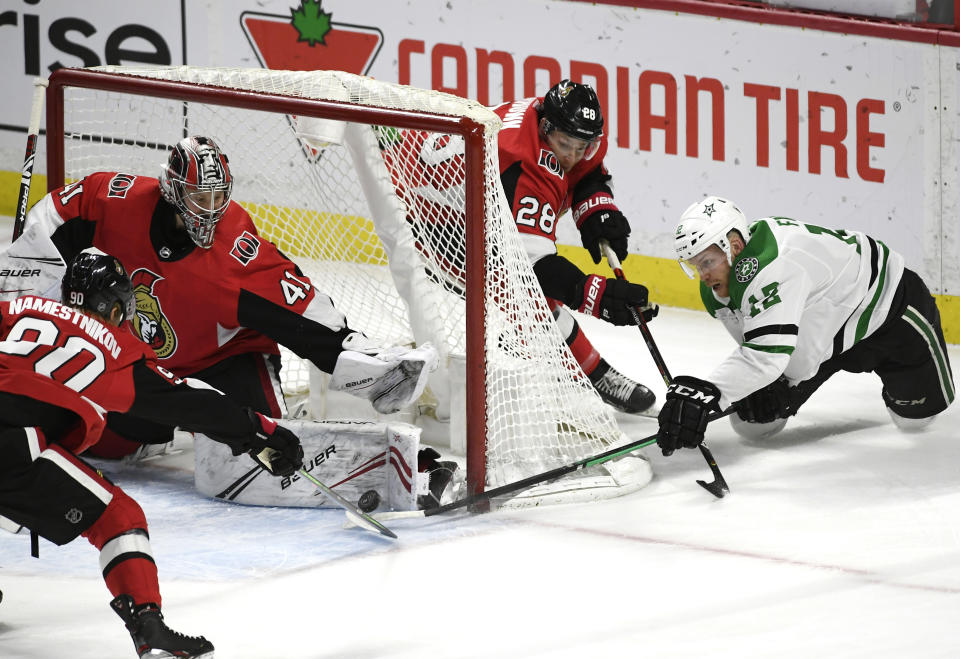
330, 335, 439, 414
577, 274, 658, 326
246, 410, 304, 477
657, 375, 722, 456
573, 193, 630, 264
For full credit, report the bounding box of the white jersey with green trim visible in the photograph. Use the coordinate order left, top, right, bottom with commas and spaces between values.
699, 217, 904, 408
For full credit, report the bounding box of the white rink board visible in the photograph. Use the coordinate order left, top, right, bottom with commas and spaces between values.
0, 0, 958, 293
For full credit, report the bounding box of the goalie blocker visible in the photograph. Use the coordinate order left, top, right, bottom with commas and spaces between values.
195, 418, 440, 511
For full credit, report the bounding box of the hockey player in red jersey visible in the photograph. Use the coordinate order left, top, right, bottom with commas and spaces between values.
11, 135, 449, 500
0, 251, 304, 658
493, 80, 657, 414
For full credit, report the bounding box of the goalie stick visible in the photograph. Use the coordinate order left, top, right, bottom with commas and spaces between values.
298, 469, 398, 539
344, 407, 736, 526
13, 78, 48, 240
601, 241, 730, 498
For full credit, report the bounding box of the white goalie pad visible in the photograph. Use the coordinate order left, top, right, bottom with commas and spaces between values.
329, 340, 439, 414
0, 215, 66, 303
194, 419, 428, 511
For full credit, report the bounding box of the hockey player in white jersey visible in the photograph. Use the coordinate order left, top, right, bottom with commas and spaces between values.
656, 195, 954, 455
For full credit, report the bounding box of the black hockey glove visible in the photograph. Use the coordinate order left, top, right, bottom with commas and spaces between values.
576, 274, 656, 326
247, 410, 304, 477
735, 376, 796, 424
657, 375, 722, 456
575, 206, 631, 265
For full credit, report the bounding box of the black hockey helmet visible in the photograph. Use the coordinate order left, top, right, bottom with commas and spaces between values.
540, 79, 604, 143
62, 250, 135, 324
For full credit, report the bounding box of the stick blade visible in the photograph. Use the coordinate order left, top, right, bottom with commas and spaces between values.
342, 509, 425, 530
298, 469, 399, 539
344, 510, 398, 539
697, 479, 729, 499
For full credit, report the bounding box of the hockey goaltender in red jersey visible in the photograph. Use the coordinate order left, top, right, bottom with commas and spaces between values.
0, 251, 304, 658
493, 80, 658, 414
8, 135, 451, 507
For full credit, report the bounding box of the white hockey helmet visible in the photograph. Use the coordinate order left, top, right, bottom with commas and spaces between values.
674, 196, 751, 278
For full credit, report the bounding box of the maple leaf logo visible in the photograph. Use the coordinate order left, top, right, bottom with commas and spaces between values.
290, 0, 333, 47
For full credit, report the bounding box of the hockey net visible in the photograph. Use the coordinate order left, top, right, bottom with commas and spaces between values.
43, 65, 651, 506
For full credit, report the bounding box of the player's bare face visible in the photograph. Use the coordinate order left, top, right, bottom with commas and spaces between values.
687, 245, 732, 297
544, 131, 591, 172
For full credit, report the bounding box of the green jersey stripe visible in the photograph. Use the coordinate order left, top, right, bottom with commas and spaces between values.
854, 240, 890, 344
903, 305, 955, 403
742, 343, 795, 355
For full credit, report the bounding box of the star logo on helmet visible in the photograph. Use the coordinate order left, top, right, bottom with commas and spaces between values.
703, 203, 716, 217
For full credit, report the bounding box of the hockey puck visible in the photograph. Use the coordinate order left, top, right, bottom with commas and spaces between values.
358, 490, 381, 513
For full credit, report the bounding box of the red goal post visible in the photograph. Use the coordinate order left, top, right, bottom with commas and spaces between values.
42, 65, 652, 507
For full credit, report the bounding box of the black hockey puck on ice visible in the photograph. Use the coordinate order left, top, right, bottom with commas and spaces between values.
358, 490, 380, 512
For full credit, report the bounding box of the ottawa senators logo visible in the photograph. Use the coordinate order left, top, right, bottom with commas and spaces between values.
230, 231, 261, 266
130, 268, 178, 359
538, 149, 564, 179
107, 173, 137, 198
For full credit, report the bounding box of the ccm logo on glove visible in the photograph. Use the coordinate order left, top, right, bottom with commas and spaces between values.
667, 383, 718, 405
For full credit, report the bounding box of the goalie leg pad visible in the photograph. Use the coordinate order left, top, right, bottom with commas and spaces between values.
329, 342, 439, 414
195, 419, 424, 511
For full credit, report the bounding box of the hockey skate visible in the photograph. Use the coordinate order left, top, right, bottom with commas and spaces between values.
589, 360, 656, 415
110, 594, 214, 659
417, 447, 460, 510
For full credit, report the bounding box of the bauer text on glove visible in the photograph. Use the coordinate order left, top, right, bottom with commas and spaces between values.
573, 193, 630, 264
576, 274, 655, 325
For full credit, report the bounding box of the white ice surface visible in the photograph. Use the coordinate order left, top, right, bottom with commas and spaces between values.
1, 211, 958, 657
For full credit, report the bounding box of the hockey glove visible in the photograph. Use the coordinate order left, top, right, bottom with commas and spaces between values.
657, 375, 722, 456
248, 411, 304, 477
735, 376, 796, 424
573, 194, 630, 264
576, 274, 655, 326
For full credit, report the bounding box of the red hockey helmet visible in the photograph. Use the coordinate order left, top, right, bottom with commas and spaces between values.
159, 136, 233, 248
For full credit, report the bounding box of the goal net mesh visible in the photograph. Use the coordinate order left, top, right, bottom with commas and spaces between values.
50, 65, 651, 504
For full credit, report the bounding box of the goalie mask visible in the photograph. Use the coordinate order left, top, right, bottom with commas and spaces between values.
62, 250, 135, 324
539, 79, 604, 161
159, 136, 233, 248
674, 196, 751, 279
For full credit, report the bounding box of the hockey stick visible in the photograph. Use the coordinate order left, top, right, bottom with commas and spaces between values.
13, 78, 48, 241
297, 468, 398, 539
601, 241, 729, 498
344, 407, 736, 527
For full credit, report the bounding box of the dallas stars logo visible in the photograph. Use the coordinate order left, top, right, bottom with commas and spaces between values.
735, 257, 759, 283
703, 202, 716, 217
